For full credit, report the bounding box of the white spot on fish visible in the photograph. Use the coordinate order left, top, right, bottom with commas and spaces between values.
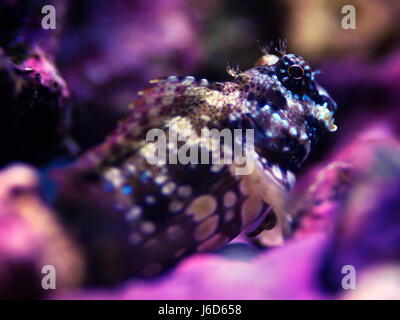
145, 195, 156, 205
162, 182, 176, 196
141, 221, 156, 235
126, 206, 142, 221
167, 75, 178, 82
223, 191, 237, 208
287, 171, 296, 188
289, 127, 298, 136
169, 200, 184, 213
178, 185, 192, 198
155, 175, 167, 185
271, 165, 283, 181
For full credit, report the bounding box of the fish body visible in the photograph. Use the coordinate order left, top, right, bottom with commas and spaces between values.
54, 51, 337, 281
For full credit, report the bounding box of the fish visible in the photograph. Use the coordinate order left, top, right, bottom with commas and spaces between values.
53, 44, 338, 283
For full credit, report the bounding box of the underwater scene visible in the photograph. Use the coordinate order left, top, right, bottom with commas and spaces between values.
0, 0, 400, 300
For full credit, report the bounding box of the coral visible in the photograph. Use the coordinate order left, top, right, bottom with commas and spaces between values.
0, 164, 84, 299
0, 48, 74, 166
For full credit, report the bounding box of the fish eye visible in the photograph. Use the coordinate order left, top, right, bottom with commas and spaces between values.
288, 64, 304, 79
275, 54, 312, 94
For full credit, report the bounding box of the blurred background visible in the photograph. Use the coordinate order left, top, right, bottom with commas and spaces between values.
1, 0, 400, 299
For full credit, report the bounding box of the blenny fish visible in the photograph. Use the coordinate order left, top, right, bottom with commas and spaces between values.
53, 45, 337, 283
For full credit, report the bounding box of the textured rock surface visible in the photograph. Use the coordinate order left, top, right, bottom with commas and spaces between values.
0, 164, 84, 299
0, 48, 74, 166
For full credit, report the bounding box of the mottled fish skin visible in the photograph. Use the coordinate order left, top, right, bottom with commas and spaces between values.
54, 51, 337, 280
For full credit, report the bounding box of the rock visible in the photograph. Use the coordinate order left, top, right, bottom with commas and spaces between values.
0, 164, 84, 299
